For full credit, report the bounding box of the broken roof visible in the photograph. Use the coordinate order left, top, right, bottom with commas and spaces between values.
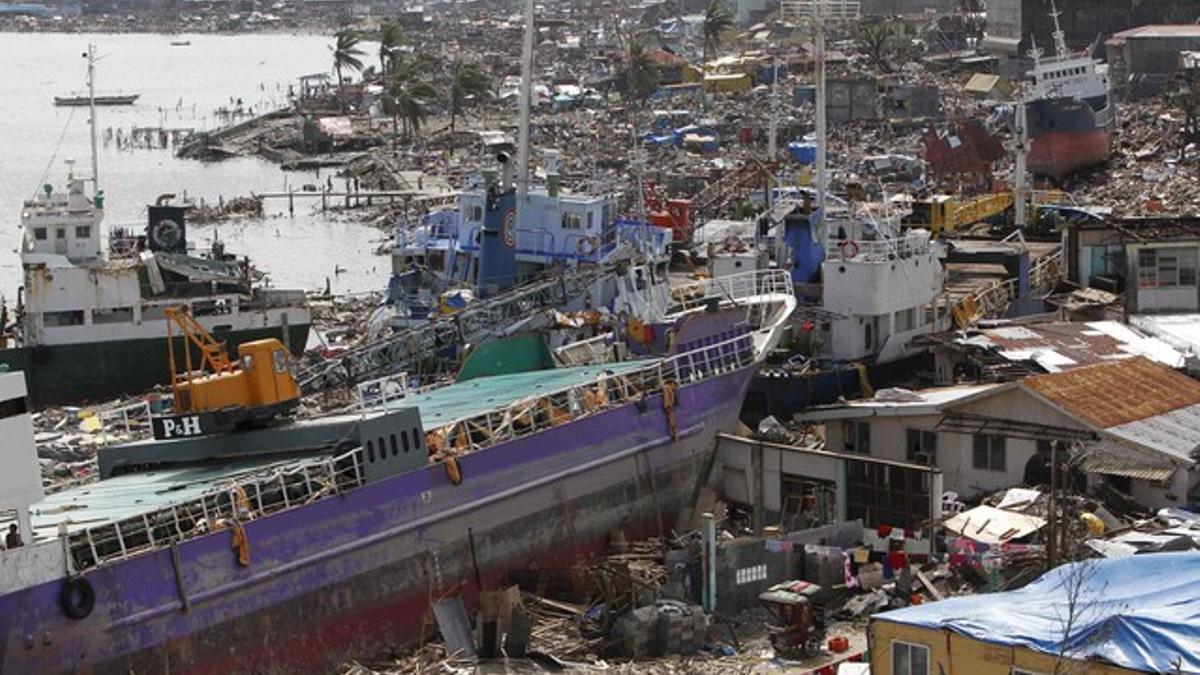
1023, 356, 1200, 429
793, 383, 1005, 421
953, 321, 1186, 371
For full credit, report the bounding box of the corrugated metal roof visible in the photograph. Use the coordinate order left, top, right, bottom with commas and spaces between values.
1077, 454, 1176, 482
1023, 357, 1200, 429
1106, 405, 1200, 463
1110, 24, 1200, 40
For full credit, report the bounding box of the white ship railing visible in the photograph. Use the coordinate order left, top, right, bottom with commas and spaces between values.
824, 236, 930, 262
671, 269, 794, 307
65, 448, 366, 571
355, 372, 411, 410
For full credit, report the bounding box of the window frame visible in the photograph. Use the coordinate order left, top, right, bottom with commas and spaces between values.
842, 420, 871, 454
973, 434, 1006, 472
906, 428, 937, 465
891, 640, 930, 675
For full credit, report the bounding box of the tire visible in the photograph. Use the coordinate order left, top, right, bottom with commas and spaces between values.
60, 576, 95, 620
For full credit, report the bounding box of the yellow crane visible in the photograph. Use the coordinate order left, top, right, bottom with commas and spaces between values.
154, 306, 301, 439
902, 190, 1065, 237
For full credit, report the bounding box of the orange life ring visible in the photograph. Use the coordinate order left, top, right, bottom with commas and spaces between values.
576, 236, 599, 258
840, 240, 860, 259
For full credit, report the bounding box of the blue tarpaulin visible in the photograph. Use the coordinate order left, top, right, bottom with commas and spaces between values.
875, 552, 1200, 672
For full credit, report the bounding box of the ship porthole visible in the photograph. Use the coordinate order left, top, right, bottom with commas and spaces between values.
60, 576, 95, 620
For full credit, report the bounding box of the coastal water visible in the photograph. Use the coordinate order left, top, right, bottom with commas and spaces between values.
0, 32, 391, 302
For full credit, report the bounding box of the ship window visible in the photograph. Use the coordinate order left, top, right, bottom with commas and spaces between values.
586, 212, 594, 229
92, 307, 133, 324
43, 310, 85, 327
33, 228, 47, 240
401, 430, 410, 453
75, 226, 91, 239
562, 212, 583, 229
413, 427, 423, 449
390, 433, 399, 456
467, 205, 483, 222
366, 440, 375, 463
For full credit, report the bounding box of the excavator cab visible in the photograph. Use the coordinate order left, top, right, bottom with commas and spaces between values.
152, 307, 300, 440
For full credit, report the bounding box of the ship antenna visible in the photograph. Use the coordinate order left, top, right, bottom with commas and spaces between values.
1049, 0, 1068, 59
86, 43, 100, 192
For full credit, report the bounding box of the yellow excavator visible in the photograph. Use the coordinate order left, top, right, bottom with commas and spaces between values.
152, 306, 301, 440
901, 190, 1065, 237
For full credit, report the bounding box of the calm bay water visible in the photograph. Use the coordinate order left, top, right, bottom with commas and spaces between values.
0, 32, 390, 301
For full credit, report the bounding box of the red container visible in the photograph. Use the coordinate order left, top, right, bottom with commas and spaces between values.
828, 636, 850, 653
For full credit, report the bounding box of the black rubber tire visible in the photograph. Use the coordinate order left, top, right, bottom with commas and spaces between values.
60, 576, 95, 620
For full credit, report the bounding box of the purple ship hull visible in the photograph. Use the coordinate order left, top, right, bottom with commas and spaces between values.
0, 364, 756, 674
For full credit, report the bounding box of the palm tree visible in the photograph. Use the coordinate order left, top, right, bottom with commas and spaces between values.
387, 65, 439, 142
702, 0, 733, 67
624, 39, 660, 106
448, 59, 491, 143
378, 21, 404, 75
330, 28, 365, 88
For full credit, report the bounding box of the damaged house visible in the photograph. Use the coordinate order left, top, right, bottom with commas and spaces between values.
796, 357, 1200, 510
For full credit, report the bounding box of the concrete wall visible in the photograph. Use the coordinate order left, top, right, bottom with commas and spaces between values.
827, 78, 878, 123
870, 620, 1147, 675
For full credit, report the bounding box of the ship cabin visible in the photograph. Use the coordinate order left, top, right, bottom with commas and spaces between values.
21, 171, 104, 264
391, 154, 670, 313
818, 219, 948, 364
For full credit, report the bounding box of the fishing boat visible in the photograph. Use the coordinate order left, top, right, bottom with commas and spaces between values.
2, 46, 309, 406
53, 94, 140, 107
0, 266, 795, 674
1023, 6, 1112, 180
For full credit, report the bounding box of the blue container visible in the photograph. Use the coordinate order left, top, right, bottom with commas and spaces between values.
788, 141, 817, 164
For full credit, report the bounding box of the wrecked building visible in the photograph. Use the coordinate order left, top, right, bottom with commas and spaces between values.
983, 0, 1198, 74
1106, 24, 1200, 99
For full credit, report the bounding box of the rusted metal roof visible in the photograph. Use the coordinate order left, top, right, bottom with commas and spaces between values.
959, 321, 1185, 371
1022, 356, 1200, 429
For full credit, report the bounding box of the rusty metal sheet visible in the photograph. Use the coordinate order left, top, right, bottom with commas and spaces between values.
1023, 357, 1200, 429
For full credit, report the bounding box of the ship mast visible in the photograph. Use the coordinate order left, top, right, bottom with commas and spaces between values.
515, 0, 534, 204
86, 43, 100, 191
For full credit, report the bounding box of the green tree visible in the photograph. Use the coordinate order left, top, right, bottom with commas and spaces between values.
330, 28, 366, 88
624, 39, 660, 105
377, 21, 404, 75
702, 0, 733, 67
386, 63, 440, 142
447, 59, 492, 153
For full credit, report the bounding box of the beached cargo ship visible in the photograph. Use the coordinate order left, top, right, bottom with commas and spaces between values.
0, 271, 794, 674
1023, 12, 1113, 180
0, 172, 310, 406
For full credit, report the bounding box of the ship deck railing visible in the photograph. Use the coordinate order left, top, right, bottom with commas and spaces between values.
64, 331, 760, 572
670, 269, 794, 310
823, 235, 931, 263
64, 448, 365, 572
952, 249, 1063, 328
423, 330, 757, 456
